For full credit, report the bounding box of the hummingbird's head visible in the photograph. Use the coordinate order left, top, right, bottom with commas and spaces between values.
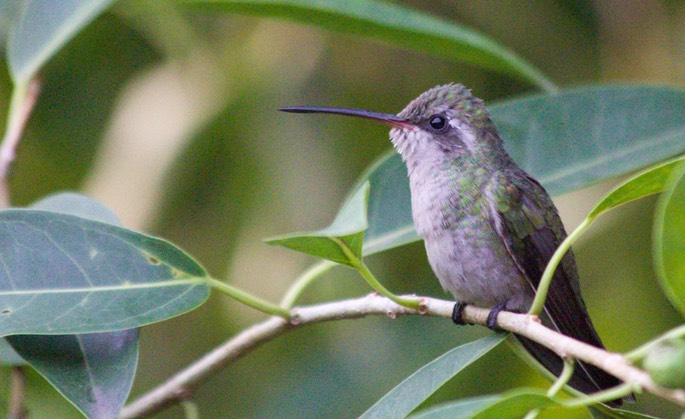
279, 83, 498, 166
389, 84, 496, 163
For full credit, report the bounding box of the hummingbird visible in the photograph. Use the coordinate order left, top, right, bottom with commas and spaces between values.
281, 83, 626, 405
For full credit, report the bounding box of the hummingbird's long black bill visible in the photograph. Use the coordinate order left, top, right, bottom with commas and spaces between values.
279, 106, 412, 128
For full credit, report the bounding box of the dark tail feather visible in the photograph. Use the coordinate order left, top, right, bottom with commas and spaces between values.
515, 335, 624, 407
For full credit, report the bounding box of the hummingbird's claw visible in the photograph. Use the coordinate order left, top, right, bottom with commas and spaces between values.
486, 302, 508, 331
451, 301, 468, 325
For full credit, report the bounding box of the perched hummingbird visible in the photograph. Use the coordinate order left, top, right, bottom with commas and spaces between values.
281, 84, 627, 405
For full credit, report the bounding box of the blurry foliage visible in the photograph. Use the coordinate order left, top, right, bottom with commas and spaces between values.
10, 13, 157, 205
0, 0, 684, 417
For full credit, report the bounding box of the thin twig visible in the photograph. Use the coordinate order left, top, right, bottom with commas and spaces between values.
120, 294, 685, 418
0, 78, 41, 208
8, 366, 27, 419
0, 79, 41, 178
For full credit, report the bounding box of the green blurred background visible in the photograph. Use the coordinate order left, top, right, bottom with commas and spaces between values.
0, 1, 684, 417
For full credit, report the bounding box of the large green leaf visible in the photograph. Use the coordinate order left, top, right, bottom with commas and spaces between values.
183, 0, 556, 91
7, 0, 116, 83
409, 390, 562, 419
266, 182, 369, 267
0, 209, 210, 335
360, 334, 506, 418
8, 331, 139, 418
588, 156, 685, 219
470, 390, 561, 418
361, 85, 685, 255
0, 338, 24, 365
654, 161, 685, 316
362, 152, 414, 255
470, 392, 653, 419
411, 392, 653, 419
0, 0, 23, 47
29, 191, 121, 224
3, 193, 141, 418
408, 396, 500, 419
496, 86, 685, 194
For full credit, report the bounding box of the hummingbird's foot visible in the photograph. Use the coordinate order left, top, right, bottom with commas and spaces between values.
451, 302, 468, 325
486, 302, 508, 331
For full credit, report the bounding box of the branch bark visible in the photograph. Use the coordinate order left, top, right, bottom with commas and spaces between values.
8, 367, 27, 419
120, 294, 685, 418
0, 78, 41, 208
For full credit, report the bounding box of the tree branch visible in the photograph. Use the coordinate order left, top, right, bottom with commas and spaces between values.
0, 78, 41, 208
8, 367, 27, 419
120, 294, 685, 418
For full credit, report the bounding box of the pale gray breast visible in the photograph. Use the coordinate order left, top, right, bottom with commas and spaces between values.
422, 216, 531, 310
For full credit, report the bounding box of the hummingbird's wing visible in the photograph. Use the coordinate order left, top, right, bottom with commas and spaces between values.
487, 172, 623, 404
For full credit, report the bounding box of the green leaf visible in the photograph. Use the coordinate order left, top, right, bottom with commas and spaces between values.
361, 151, 414, 256
606, 410, 662, 419
589, 156, 685, 219
470, 389, 562, 418
496, 86, 685, 195
654, 160, 685, 316
7, 330, 139, 418
266, 182, 369, 267
7, 0, 116, 83
30, 192, 121, 225
0, 0, 23, 46
411, 392, 653, 419
360, 85, 685, 255
360, 334, 506, 419
409, 396, 500, 419
183, 0, 556, 91
0, 338, 25, 365
4, 193, 140, 418
0, 209, 210, 335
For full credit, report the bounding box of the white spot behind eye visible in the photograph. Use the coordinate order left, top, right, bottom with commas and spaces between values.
449, 119, 477, 152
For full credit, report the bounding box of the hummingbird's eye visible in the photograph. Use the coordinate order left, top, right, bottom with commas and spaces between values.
428, 115, 448, 132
